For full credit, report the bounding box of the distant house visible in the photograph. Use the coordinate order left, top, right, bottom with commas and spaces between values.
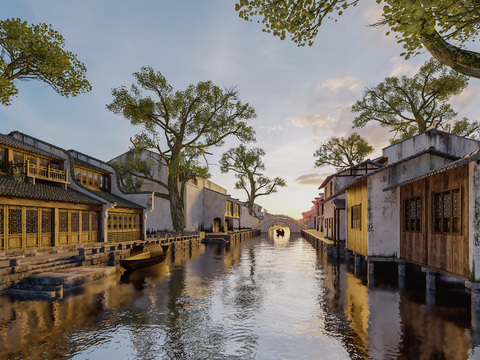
110, 149, 262, 233
302, 193, 324, 230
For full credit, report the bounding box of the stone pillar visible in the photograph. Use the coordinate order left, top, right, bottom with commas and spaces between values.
354, 254, 361, 275
367, 261, 375, 287
398, 262, 406, 290
422, 267, 436, 291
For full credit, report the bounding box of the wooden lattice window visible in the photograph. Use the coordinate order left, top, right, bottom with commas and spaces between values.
82, 212, 89, 231
71, 212, 79, 232
107, 214, 112, 230
82, 170, 88, 185
433, 187, 461, 234
351, 204, 361, 229
0, 207, 3, 234
13, 152, 24, 166
91, 212, 98, 231
59, 211, 68, 233
94, 173, 100, 188
39, 158, 49, 167
404, 196, 421, 232
75, 168, 82, 182
26, 209, 38, 234
9, 208, 22, 234
113, 214, 118, 230
42, 210, 52, 233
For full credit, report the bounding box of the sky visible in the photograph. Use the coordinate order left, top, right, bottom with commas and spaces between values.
2, 1, 480, 219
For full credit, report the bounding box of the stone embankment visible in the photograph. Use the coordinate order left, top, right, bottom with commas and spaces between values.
0, 232, 205, 299
301, 229, 345, 257
203, 229, 261, 245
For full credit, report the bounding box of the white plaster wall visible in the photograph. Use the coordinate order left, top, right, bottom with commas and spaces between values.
367, 175, 400, 257
383, 131, 480, 163
470, 162, 480, 280
185, 180, 204, 230
203, 188, 227, 231
146, 195, 173, 231
324, 201, 334, 238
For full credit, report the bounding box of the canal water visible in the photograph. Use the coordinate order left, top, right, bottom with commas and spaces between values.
1, 229, 480, 359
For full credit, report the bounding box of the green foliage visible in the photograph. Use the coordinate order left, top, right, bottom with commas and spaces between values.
0, 18, 91, 105
313, 133, 373, 170
352, 59, 478, 143
107, 67, 257, 230
220, 144, 286, 213
235, 0, 480, 78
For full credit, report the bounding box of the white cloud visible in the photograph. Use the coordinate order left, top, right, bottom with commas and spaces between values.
289, 114, 336, 129
315, 76, 364, 93
389, 56, 421, 77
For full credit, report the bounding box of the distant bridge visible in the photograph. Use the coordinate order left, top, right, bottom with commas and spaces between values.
255, 214, 306, 233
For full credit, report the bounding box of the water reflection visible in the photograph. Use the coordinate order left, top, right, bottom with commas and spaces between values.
1, 234, 480, 359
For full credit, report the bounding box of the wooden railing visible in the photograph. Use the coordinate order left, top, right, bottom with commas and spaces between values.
24, 161, 69, 185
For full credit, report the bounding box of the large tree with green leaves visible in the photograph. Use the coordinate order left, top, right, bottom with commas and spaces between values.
314, 133, 373, 170
0, 18, 91, 105
220, 144, 286, 215
235, 0, 480, 79
352, 59, 480, 142
107, 67, 256, 231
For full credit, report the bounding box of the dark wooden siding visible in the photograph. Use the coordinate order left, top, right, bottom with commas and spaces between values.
399, 164, 469, 278
400, 178, 427, 264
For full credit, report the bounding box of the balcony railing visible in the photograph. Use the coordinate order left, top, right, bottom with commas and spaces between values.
22, 161, 69, 187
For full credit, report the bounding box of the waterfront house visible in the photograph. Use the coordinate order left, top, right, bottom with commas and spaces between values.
0, 131, 153, 253
319, 159, 385, 243
337, 129, 480, 280
302, 193, 323, 230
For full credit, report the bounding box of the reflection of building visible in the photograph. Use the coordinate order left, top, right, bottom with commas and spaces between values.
110, 149, 262, 233
0, 131, 152, 252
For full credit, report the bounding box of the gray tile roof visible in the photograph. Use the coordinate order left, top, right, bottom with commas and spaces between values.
0, 133, 62, 160
90, 190, 144, 209
318, 159, 384, 189
72, 157, 111, 174
333, 199, 345, 209
0, 175, 104, 205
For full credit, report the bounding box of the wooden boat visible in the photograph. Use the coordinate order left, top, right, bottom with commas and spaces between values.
276, 229, 285, 236
120, 243, 169, 270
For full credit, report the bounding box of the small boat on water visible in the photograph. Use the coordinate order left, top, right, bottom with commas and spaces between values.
276, 229, 285, 236
120, 243, 169, 270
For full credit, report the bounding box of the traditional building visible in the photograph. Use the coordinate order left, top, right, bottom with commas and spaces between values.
0, 131, 153, 253
332, 129, 480, 281
110, 149, 263, 233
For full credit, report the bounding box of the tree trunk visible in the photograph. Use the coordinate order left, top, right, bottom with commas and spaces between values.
421, 30, 480, 79
168, 173, 186, 231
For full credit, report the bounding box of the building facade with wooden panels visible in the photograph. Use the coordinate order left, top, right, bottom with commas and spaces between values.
1, 131, 152, 250
346, 179, 368, 256
396, 158, 474, 279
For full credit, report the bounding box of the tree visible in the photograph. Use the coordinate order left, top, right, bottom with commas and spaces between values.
313, 133, 373, 170
235, 0, 480, 79
0, 18, 91, 105
107, 67, 256, 231
220, 144, 286, 215
352, 59, 480, 142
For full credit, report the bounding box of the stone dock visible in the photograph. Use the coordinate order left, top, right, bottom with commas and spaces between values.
203, 229, 261, 244
301, 229, 345, 257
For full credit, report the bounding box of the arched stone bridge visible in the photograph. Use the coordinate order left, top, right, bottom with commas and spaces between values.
255, 214, 306, 233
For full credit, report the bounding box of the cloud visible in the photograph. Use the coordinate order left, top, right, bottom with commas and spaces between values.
389, 56, 422, 77
315, 76, 364, 94
267, 125, 283, 132
289, 114, 336, 129
295, 172, 331, 185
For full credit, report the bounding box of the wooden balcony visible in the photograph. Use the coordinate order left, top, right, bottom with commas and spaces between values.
24, 161, 69, 188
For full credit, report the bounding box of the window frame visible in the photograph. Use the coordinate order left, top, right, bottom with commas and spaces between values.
403, 195, 422, 232
432, 186, 462, 235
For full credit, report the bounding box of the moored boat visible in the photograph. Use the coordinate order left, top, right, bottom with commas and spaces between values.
120, 243, 169, 270
276, 229, 285, 236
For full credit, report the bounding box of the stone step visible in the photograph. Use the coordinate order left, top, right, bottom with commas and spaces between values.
8, 267, 116, 299
28, 258, 77, 270
19, 267, 116, 288
29, 262, 80, 275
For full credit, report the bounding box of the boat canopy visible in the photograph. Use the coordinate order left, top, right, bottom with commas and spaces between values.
129, 243, 164, 258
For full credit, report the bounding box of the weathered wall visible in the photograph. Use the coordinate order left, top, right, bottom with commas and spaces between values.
382, 131, 480, 164
346, 180, 368, 256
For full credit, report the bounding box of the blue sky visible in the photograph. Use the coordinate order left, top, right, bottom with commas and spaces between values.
2, 1, 480, 218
